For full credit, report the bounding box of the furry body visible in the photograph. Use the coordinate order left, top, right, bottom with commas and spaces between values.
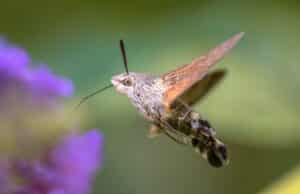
112, 72, 227, 167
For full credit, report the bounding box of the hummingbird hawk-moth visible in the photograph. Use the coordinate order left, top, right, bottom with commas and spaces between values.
77, 32, 244, 167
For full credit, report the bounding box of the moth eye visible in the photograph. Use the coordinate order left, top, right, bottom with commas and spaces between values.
123, 78, 132, 86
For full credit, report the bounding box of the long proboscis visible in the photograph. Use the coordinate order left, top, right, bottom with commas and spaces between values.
74, 40, 128, 110
74, 84, 113, 110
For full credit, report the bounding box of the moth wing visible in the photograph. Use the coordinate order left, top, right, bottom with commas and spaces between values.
162, 32, 244, 107
180, 69, 226, 106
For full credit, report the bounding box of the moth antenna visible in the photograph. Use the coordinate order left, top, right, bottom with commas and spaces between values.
74, 84, 113, 110
119, 39, 129, 74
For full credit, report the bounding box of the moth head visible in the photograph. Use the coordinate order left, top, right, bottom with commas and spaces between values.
111, 72, 137, 96
74, 40, 141, 109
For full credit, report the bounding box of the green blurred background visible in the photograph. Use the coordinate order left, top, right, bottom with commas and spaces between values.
1, 0, 300, 193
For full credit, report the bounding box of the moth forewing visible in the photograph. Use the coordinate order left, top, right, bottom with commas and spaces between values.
162, 32, 244, 107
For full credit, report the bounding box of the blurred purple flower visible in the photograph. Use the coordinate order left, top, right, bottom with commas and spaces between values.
0, 38, 73, 104
0, 38, 103, 194
14, 130, 103, 194
0, 161, 10, 194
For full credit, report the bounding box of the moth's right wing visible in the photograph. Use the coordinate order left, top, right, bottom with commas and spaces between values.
162, 32, 244, 108
180, 69, 226, 106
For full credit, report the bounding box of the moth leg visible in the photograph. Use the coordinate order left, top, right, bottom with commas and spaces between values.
177, 98, 193, 113
156, 106, 189, 144
148, 124, 162, 138
179, 110, 191, 126
163, 130, 185, 145
161, 119, 189, 145
176, 98, 193, 127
